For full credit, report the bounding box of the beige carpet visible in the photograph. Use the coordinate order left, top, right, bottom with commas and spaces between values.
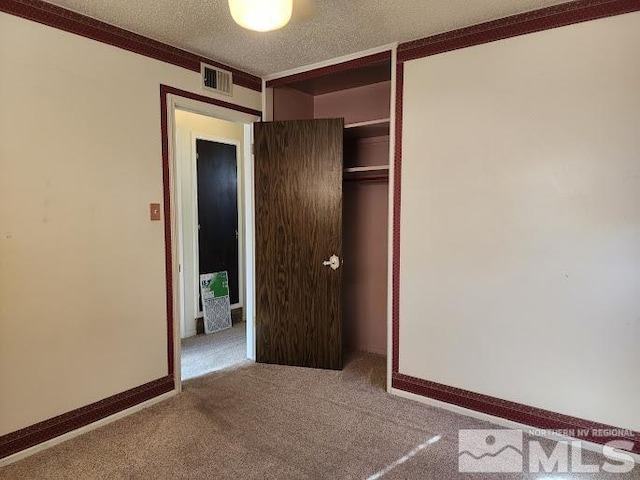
1, 353, 637, 479
181, 322, 246, 380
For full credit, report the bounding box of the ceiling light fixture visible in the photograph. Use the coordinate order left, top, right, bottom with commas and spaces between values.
228, 0, 293, 32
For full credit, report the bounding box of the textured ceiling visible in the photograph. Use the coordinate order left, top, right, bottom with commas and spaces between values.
44, 0, 572, 77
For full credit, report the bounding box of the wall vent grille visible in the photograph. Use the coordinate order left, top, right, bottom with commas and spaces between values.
201, 64, 233, 96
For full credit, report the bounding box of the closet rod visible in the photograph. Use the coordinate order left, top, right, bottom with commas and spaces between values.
343, 175, 389, 183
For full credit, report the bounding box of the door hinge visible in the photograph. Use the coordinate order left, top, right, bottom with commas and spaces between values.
251, 143, 255, 155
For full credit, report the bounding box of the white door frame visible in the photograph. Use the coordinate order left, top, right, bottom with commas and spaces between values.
191, 133, 244, 318
166, 93, 259, 391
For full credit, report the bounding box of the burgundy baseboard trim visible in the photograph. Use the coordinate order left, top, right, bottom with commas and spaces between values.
398, 0, 640, 63
160, 84, 261, 376
266, 51, 392, 88
0, 0, 262, 92
0, 376, 174, 460
392, 373, 639, 454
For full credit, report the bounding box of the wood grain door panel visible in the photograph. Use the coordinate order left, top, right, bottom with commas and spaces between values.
254, 119, 343, 370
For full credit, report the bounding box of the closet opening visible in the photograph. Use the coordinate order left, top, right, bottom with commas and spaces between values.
268, 53, 392, 362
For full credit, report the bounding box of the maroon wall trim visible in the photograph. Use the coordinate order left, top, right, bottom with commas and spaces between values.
393, 373, 640, 454
393, 1, 640, 455
398, 0, 640, 62
0, 376, 174, 460
159, 86, 174, 377
391, 62, 403, 376
160, 85, 262, 119
160, 84, 261, 376
0, 0, 262, 91
266, 51, 392, 88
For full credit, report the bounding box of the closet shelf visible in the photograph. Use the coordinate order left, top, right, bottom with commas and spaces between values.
343, 165, 389, 183
344, 118, 390, 139
343, 165, 389, 173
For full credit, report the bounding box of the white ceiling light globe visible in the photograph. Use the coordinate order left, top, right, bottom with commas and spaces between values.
229, 0, 293, 32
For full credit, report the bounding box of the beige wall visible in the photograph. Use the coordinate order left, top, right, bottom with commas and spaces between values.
0, 12, 260, 435
399, 12, 640, 431
174, 110, 245, 338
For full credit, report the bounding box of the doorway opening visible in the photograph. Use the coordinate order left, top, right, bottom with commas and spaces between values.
178, 111, 243, 379
173, 107, 254, 381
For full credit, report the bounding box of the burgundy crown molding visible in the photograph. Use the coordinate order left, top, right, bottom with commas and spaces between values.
393, 373, 640, 454
398, 0, 640, 63
266, 51, 392, 88
0, 376, 174, 460
0, 0, 262, 92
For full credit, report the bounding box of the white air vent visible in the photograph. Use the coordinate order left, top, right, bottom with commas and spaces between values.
201, 63, 233, 96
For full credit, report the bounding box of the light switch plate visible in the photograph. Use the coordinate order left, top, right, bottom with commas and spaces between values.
150, 203, 161, 221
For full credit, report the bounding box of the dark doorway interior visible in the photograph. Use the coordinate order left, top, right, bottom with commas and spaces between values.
196, 139, 240, 307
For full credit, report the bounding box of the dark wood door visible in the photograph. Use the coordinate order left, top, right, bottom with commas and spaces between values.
254, 119, 343, 370
196, 139, 240, 305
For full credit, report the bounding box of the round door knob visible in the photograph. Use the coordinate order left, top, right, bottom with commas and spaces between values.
322, 255, 340, 270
